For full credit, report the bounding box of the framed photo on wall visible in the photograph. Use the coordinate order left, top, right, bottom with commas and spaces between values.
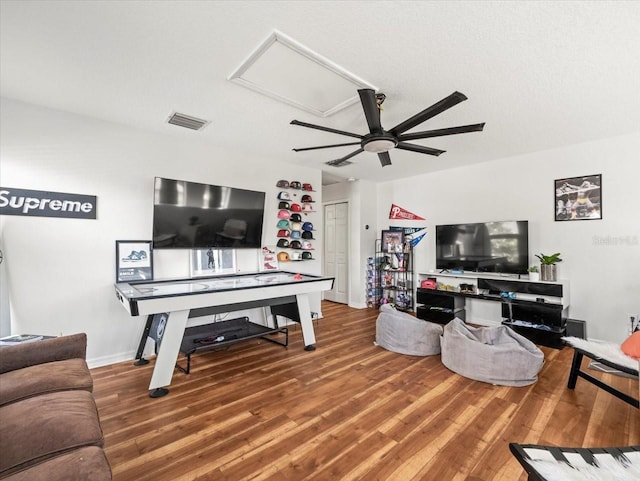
554, 174, 602, 221
115, 240, 153, 282
381, 230, 404, 253
190, 248, 236, 277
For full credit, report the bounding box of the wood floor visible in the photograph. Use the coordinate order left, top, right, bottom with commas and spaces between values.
92, 301, 639, 481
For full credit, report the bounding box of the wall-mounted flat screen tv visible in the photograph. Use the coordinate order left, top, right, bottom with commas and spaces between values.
436, 220, 529, 274
152, 177, 265, 249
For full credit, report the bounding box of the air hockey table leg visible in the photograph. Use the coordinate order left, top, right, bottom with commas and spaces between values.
295, 294, 316, 351
133, 314, 154, 366
147, 309, 189, 397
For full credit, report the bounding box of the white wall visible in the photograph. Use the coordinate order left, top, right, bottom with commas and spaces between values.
324, 179, 377, 309
0, 98, 322, 366
375, 132, 640, 343
2, 98, 638, 365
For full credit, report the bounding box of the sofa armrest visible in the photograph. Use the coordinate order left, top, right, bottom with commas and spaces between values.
0, 333, 87, 374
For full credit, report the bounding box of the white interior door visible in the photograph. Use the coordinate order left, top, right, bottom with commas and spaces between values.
324, 202, 348, 304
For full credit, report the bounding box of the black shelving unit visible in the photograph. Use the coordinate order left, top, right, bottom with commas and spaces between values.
416, 289, 466, 324
415, 275, 568, 348
371, 238, 413, 312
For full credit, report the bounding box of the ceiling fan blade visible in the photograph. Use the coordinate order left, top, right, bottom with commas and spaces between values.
326, 147, 364, 166
389, 91, 468, 136
292, 141, 361, 152
358, 89, 383, 134
378, 151, 392, 167
396, 142, 445, 156
290, 120, 362, 139
398, 123, 485, 142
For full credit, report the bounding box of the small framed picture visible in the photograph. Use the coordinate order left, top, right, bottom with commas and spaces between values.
555, 174, 602, 221
381, 230, 404, 253
190, 248, 236, 277
115, 240, 153, 283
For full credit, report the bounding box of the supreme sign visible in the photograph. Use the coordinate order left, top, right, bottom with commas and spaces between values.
0, 187, 97, 219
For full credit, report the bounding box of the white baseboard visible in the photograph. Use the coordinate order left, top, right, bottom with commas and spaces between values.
348, 302, 368, 309
468, 318, 502, 327
87, 351, 140, 369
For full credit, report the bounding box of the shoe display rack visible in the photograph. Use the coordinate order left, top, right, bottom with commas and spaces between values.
366, 255, 382, 308
275, 179, 317, 263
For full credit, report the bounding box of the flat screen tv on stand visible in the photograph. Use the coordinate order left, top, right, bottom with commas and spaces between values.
152, 177, 266, 249
435, 220, 529, 276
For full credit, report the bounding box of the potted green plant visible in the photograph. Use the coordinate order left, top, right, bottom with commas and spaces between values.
528, 265, 540, 282
535, 252, 562, 281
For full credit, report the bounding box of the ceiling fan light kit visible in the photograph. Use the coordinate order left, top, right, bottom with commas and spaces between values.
291, 89, 485, 167
362, 133, 398, 153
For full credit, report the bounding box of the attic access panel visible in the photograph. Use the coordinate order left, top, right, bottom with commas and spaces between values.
228, 30, 377, 117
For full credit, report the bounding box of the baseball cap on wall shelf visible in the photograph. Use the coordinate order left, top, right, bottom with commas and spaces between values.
277, 239, 289, 248
290, 213, 302, 222
290, 181, 302, 189
302, 183, 313, 191
302, 231, 314, 240
276, 180, 289, 188
302, 204, 313, 212
278, 209, 290, 219
277, 219, 290, 229
290, 203, 302, 212
290, 251, 302, 261
302, 222, 313, 231
277, 229, 290, 237
290, 230, 302, 239
302, 251, 313, 260
278, 201, 290, 210
290, 240, 302, 249
277, 251, 290, 262
302, 241, 313, 250
290, 222, 302, 231
301, 195, 314, 203
277, 191, 291, 200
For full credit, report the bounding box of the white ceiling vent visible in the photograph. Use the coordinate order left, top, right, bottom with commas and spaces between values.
326, 159, 353, 167
166, 112, 210, 131
229, 30, 377, 117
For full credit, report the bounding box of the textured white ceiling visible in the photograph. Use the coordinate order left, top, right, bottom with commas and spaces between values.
1, 0, 639, 185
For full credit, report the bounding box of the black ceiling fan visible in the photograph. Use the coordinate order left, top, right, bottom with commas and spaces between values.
290, 89, 485, 167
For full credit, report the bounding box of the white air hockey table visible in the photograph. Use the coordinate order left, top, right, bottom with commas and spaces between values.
115, 271, 334, 397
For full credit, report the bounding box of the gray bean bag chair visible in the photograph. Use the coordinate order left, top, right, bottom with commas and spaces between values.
440, 318, 544, 386
375, 304, 443, 356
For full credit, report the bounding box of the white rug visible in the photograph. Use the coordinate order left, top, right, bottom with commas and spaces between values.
526, 451, 640, 481
562, 337, 639, 373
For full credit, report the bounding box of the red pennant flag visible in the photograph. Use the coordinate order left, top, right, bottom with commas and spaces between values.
389, 204, 425, 220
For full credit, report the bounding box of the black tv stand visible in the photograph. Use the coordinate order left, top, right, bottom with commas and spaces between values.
417, 272, 569, 348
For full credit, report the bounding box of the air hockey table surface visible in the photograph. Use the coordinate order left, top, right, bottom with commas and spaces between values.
115, 271, 334, 317
117, 271, 329, 300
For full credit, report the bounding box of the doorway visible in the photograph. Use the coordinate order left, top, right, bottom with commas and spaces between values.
323, 202, 349, 304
